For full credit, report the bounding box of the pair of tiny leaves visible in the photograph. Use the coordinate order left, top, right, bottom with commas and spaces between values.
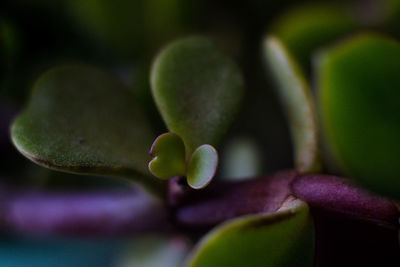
11, 36, 243, 195
148, 133, 218, 189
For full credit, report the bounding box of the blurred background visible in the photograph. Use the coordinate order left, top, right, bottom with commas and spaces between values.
0, 0, 398, 266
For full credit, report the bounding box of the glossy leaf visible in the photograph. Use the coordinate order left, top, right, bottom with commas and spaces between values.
263, 36, 320, 173
187, 144, 218, 189
185, 198, 314, 267
271, 3, 358, 69
149, 132, 186, 180
317, 34, 400, 199
151, 36, 244, 154
11, 65, 162, 194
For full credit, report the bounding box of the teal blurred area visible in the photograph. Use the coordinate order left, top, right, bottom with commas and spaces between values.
0, 236, 125, 267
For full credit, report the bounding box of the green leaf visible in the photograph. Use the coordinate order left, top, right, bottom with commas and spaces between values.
185, 198, 314, 267
263, 36, 320, 173
187, 144, 218, 189
11, 65, 162, 194
149, 132, 186, 180
316, 33, 400, 199
151, 36, 244, 154
271, 3, 358, 69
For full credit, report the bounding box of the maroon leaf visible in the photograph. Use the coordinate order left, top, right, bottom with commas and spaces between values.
291, 174, 399, 228
175, 170, 297, 229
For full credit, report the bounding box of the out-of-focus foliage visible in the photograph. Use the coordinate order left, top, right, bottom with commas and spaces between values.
317, 33, 400, 199
263, 36, 320, 173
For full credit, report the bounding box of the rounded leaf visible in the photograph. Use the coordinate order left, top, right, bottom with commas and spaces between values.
317, 34, 400, 198
11, 65, 161, 194
149, 132, 186, 180
187, 144, 218, 189
151, 36, 244, 154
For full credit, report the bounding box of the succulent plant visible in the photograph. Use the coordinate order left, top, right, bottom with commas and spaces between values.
1, 1, 400, 266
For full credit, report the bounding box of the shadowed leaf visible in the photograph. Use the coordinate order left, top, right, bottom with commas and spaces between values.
263, 36, 320, 173
316, 34, 400, 199
11, 65, 162, 194
151, 36, 244, 154
271, 3, 358, 69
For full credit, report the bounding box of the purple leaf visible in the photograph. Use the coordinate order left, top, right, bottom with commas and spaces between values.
291, 174, 399, 228
2, 186, 171, 236
175, 170, 297, 229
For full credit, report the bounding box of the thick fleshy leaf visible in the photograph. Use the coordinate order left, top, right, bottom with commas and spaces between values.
149, 133, 186, 180
11, 65, 162, 194
271, 3, 358, 69
117, 236, 190, 267
263, 36, 320, 173
151, 36, 244, 154
316, 34, 400, 198
185, 198, 314, 267
187, 144, 218, 189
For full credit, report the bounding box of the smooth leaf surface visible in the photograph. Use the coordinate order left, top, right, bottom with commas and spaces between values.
317, 34, 400, 199
264, 36, 320, 173
151, 36, 244, 154
271, 3, 358, 69
185, 198, 314, 267
149, 132, 186, 180
187, 144, 218, 189
11, 65, 162, 194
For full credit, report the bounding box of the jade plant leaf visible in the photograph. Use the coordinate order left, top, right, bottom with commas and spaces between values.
150, 36, 244, 154
149, 132, 186, 180
316, 33, 400, 199
185, 198, 314, 267
187, 144, 218, 189
263, 36, 320, 173
11, 65, 162, 194
271, 3, 358, 69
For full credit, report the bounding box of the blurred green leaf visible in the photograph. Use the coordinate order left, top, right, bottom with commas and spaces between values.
65, 0, 186, 58
151, 36, 244, 154
149, 132, 186, 180
271, 3, 358, 69
117, 235, 191, 267
187, 144, 218, 189
317, 33, 400, 199
220, 137, 262, 180
185, 198, 314, 267
263, 36, 320, 173
11, 65, 163, 194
